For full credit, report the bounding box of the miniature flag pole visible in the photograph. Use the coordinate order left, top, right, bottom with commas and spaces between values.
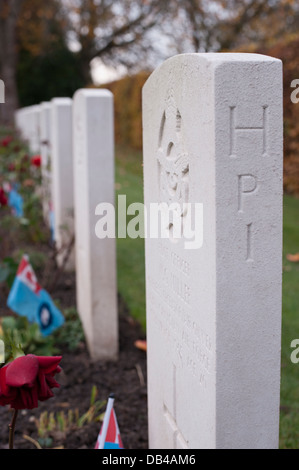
95, 392, 124, 449
98, 394, 115, 449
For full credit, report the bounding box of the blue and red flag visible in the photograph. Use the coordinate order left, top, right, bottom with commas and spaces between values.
95, 394, 124, 449
7, 255, 64, 336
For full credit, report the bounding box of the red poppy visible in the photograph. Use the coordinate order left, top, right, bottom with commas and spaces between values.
1, 136, 13, 147
0, 187, 7, 206
0, 355, 62, 410
31, 155, 41, 167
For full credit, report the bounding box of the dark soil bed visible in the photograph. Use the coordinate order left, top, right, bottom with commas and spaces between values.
0, 239, 148, 449
0, 298, 148, 449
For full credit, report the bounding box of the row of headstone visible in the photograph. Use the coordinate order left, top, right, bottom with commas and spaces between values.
14, 52, 283, 448
15, 99, 74, 267
14, 90, 118, 362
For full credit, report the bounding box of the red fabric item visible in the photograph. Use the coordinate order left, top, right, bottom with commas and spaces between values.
0, 355, 62, 410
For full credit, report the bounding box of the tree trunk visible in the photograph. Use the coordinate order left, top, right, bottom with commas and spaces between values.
77, 49, 93, 86
0, 0, 21, 127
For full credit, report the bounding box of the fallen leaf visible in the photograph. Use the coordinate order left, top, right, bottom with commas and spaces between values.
134, 340, 147, 352
286, 253, 299, 262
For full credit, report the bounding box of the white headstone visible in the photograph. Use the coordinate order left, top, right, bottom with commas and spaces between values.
51, 98, 74, 270
40, 101, 52, 226
73, 89, 118, 360
14, 108, 24, 135
14, 105, 39, 151
26, 105, 41, 153
142, 53, 283, 449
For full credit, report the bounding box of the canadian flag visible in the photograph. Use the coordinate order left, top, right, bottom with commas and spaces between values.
17, 255, 41, 294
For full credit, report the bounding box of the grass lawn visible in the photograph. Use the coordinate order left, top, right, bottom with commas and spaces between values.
279, 194, 299, 448
115, 145, 146, 330
115, 146, 299, 447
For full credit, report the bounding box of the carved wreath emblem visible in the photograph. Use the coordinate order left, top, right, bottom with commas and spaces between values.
157, 93, 189, 224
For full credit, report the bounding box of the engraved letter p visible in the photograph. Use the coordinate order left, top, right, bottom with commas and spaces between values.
238, 174, 257, 212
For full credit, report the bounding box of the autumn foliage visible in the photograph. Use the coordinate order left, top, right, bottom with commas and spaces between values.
251, 34, 298, 196
103, 72, 149, 151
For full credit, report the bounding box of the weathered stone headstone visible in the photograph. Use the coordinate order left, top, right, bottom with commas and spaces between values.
39, 101, 52, 226
142, 53, 283, 449
15, 105, 40, 153
14, 108, 24, 136
51, 98, 74, 270
26, 105, 41, 153
73, 89, 118, 360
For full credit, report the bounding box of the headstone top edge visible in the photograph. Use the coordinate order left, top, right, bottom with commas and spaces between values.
18, 104, 41, 113
40, 101, 51, 108
73, 88, 113, 100
51, 97, 73, 106
192, 51, 281, 62
143, 52, 282, 91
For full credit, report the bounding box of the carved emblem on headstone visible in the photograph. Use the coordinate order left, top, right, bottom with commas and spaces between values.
157, 91, 189, 235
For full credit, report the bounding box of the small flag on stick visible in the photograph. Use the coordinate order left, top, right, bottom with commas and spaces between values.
95, 394, 124, 449
8, 185, 24, 218
7, 255, 64, 336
